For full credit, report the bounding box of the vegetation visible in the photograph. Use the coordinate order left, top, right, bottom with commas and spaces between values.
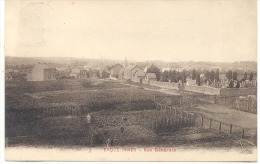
146, 64, 161, 81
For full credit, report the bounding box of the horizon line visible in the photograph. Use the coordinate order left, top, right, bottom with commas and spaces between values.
5, 55, 257, 63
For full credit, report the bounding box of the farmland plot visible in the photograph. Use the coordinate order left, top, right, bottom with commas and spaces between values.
5, 79, 253, 149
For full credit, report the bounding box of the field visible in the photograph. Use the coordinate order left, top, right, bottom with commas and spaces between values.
5, 78, 256, 150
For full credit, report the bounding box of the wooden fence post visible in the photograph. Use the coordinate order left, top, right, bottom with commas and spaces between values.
230, 124, 233, 134
219, 122, 222, 132
209, 119, 212, 128
201, 116, 204, 126
149, 114, 151, 129
241, 129, 245, 138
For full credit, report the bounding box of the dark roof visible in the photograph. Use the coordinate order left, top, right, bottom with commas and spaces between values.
125, 64, 137, 71
137, 65, 147, 70
136, 71, 145, 77
110, 64, 122, 69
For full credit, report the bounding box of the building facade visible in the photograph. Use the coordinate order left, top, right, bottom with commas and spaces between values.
27, 64, 57, 81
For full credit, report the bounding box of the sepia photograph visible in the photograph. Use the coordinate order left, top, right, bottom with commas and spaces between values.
3, 0, 258, 161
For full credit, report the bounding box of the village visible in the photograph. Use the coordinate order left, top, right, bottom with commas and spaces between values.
5, 57, 257, 88
5, 57, 257, 150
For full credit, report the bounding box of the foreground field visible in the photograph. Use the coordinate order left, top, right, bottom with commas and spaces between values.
5, 78, 256, 150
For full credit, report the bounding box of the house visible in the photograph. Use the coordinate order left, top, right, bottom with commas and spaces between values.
133, 69, 145, 78
145, 73, 157, 81
110, 64, 122, 78
132, 69, 145, 83
122, 64, 144, 80
135, 62, 149, 71
70, 66, 89, 79
122, 64, 135, 80
161, 64, 183, 72
27, 64, 57, 81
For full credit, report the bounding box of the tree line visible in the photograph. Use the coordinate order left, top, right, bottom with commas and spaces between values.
6, 64, 34, 70
225, 70, 254, 81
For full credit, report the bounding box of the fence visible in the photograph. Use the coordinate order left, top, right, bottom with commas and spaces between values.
129, 77, 257, 97
196, 115, 246, 139
149, 81, 179, 90
215, 96, 257, 114
41, 105, 91, 117
154, 94, 182, 106
149, 103, 196, 133
184, 85, 221, 95
154, 102, 248, 139
234, 98, 257, 114
149, 81, 222, 95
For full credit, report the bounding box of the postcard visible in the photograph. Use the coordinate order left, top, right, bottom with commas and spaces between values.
4, 0, 257, 161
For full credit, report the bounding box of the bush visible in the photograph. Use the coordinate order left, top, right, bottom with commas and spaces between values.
82, 80, 91, 88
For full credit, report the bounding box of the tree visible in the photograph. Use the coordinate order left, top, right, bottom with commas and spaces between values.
147, 64, 161, 81
196, 72, 201, 86
232, 71, 237, 80
162, 70, 169, 82
228, 80, 234, 88
249, 72, 254, 81
192, 69, 196, 80
215, 69, 220, 82
182, 70, 187, 83
168, 71, 173, 82
102, 71, 110, 78
210, 70, 215, 82
176, 71, 181, 82
159, 71, 163, 81
243, 72, 248, 81
96, 70, 100, 77
226, 70, 233, 80
172, 70, 177, 83
236, 81, 240, 88
205, 70, 210, 82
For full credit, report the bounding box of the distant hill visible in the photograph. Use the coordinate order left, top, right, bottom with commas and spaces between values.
5, 56, 257, 72
5, 56, 123, 67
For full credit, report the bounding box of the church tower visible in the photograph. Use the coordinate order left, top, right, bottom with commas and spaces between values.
124, 57, 128, 67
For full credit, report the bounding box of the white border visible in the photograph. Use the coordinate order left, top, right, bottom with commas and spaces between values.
0, 0, 5, 163
0, 0, 259, 164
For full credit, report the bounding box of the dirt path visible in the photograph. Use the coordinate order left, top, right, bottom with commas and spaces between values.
115, 79, 181, 96
187, 104, 257, 129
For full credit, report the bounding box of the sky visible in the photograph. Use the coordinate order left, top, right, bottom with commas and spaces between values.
5, 0, 257, 62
